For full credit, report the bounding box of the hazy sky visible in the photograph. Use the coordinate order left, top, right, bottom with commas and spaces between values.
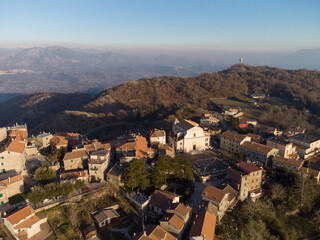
1, 0, 320, 52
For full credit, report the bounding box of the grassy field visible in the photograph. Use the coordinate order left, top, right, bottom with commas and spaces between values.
211, 98, 253, 108
46, 206, 79, 240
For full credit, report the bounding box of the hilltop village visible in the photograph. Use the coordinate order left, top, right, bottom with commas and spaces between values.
0, 106, 320, 240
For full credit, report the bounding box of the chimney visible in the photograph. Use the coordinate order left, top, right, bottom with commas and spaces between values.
8, 177, 10, 183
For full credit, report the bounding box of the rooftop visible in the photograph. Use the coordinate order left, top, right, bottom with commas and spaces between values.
290, 133, 320, 144
93, 209, 119, 224
132, 225, 176, 240
149, 190, 179, 210
237, 162, 262, 173
107, 163, 128, 177
189, 211, 217, 240
63, 149, 87, 161
241, 141, 275, 155
37, 132, 52, 138
175, 119, 199, 131
201, 185, 226, 203
60, 170, 87, 180
6, 205, 35, 226
150, 129, 166, 138
221, 130, 249, 143
273, 156, 302, 168
160, 213, 185, 230
0, 174, 23, 186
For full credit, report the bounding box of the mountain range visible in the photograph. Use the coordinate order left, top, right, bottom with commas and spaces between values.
0, 46, 319, 95
1, 64, 320, 135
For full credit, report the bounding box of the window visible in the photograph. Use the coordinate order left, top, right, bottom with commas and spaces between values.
194, 133, 196, 137
1, 201, 3, 205
243, 193, 245, 196
1, 163, 3, 166
256, 179, 258, 182
8, 152, 10, 154
71, 160, 73, 162
244, 183, 246, 187
0, 194, 2, 197
257, 172, 259, 175
251, 186, 253, 189
245, 177, 247, 180
253, 173, 255, 176
252, 180, 254, 183
95, 171, 97, 174
2, 169, 5, 173
255, 185, 257, 188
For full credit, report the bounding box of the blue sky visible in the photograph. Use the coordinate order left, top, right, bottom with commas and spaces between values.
0, 0, 319, 51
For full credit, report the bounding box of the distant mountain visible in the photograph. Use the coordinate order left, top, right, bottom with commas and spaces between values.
0, 46, 227, 93
1, 64, 319, 134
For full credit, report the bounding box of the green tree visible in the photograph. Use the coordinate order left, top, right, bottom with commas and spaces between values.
28, 186, 46, 204
124, 158, 149, 191
183, 159, 194, 182
48, 149, 63, 164
151, 167, 167, 189
34, 164, 56, 184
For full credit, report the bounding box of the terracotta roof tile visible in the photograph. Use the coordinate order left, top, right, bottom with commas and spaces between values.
14, 215, 41, 230
273, 156, 302, 168
241, 141, 275, 155
202, 186, 226, 204
6, 206, 35, 226
7, 140, 25, 153
63, 150, 87, 161
60, 170, 87, 180
189, 211, 216, 240
237, 162, 262, 173
150, 129, 166, 138
221, 130, 249, 143
0, 175, 23, 186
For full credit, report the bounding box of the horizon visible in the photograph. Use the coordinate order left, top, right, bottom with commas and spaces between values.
1, 0, 320, 52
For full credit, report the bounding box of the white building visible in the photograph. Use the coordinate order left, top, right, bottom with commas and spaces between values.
88, 150, 110, 182
171, 119, 210, 153
0, 140, 26, 174
0, 127, 7, 143
3, 205, 47, 239
149, 129, 166, 146
35, 132, 53, 148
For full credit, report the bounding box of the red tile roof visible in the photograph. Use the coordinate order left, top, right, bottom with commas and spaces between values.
201, 186, 226, 204
189, 211, 217, 240
6, 206, 35, 226
237, 162, 262, 173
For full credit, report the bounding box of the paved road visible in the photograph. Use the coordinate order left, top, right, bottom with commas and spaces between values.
187, 182, 207, 212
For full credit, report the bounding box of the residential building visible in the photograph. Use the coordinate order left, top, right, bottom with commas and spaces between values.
240, 141, 278, 166
171, 119, 210, 153
149, 129, 166, 146
63, 149, 88, 171
267, 127, 283, 136
148, 190, 180, 215
159, 203, 192, 239
115, 135, 154, 162
272, 156, 302, 172
3, 205, 48, 239
106, 163, 128, 189
88, 150, 110, 182
246, 133, 263, 143
201, 185, 229, 221
220, 184, 238, 208
81, 225, 97, 240
158, 144, 175, 158
189, 210, 217, 240
199, 116, 220, 127
251, 94, 266, 99
288, 126, 306, 135
133, 225, 176, 240
50, 135, 68, 150
0, 140, 26, 174
289, 133, 320, 159
224, 108, 238, 115
0, 174, 24, 206
220, 130, 251, 154
246, 119, 258, 126
193, 157, 226, 183
0, 127, 7, 143
35, 132, 53, 148
226, 162, 263, 201
266, 138, 297, 159
60, 170, 88, 182
84, 140, 111, 153
92, 208, 120, 228
239, 120, 248, 128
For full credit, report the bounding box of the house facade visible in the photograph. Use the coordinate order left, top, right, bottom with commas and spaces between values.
226, 162, 263, 201
240, 141, 278, 166
35, 132, 53, 148
171, 119, 210, 153
266, 138, 297, 159
88, 150, 110, 182
63, 149, 88, 171
0, 175, 24, 207
0, 140, 26, 174
272, 156, 302, 172
201, 186, 229, 221
149, 129, 166, 146
3, 205, 47, 239
220, 131, 251, 155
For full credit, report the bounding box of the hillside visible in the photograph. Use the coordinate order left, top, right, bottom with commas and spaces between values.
86, 64, 320, 113
1, 65, 320, 134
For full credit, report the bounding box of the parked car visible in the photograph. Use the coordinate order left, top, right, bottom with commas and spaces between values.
43, 198, 54, 204
82, 187, 92, 193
